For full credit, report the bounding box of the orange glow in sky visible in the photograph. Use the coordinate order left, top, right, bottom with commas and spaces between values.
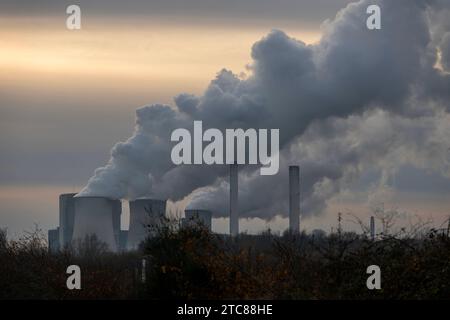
0, 18, 321, 99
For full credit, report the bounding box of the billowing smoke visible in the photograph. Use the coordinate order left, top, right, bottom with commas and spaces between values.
78, 0, 450, 220
188, 109, 450, 218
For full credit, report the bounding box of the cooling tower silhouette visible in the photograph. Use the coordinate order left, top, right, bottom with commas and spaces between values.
127, 199, 166, 250
59, 193, 76, 249
72, 196, 121, 252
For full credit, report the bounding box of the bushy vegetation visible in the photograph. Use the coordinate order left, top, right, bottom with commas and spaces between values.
0, 227, 142, 299
141, 217, 450, 299
1, 215, 450, 300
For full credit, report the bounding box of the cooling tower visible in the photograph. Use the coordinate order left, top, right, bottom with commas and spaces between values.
183, 209, 212, 231
72, 196, 120, 252
229, 164, 239, 236
127, 199, 166, 250
59, 193, 76, 249
289, 166, 300, 233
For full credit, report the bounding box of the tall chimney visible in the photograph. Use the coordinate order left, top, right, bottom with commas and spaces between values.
370, 216, 375, 241
289, 166, 300, 233
229, 164, 239, 236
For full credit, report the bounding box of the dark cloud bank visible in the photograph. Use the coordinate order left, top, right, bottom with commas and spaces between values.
78, 0, 450, 220
1, 0, 352, 28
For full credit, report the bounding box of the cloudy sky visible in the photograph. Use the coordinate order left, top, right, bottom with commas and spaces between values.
1, 0, 450, 237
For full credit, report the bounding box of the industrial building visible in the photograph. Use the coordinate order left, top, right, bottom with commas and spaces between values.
59, 193, 76, 249
48, 164, 302, 251
48, 196, 167, 252
49, 195, 127, 252
48, 193, 77, 252
72, 196, 121, 252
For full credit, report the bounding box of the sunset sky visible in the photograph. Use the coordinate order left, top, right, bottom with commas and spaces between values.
1, 0, 450, 238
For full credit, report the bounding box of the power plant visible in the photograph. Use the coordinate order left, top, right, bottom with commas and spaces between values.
49, 195, 123, 252
48, 164, 302, 251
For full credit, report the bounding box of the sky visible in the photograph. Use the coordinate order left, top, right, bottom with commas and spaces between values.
1, 0, 450, 238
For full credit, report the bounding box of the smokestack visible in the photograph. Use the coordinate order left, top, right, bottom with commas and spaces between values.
128, 199, 166, 250
370, 216, 375, 241
72, 196, 120, 252
229, 164, 239, 236
289, 166, 300, 233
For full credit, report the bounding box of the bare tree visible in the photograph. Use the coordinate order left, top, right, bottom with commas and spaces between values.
371, 203, 399, 236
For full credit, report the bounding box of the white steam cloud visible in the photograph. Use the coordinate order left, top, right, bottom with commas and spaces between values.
78, 0, 450, 220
